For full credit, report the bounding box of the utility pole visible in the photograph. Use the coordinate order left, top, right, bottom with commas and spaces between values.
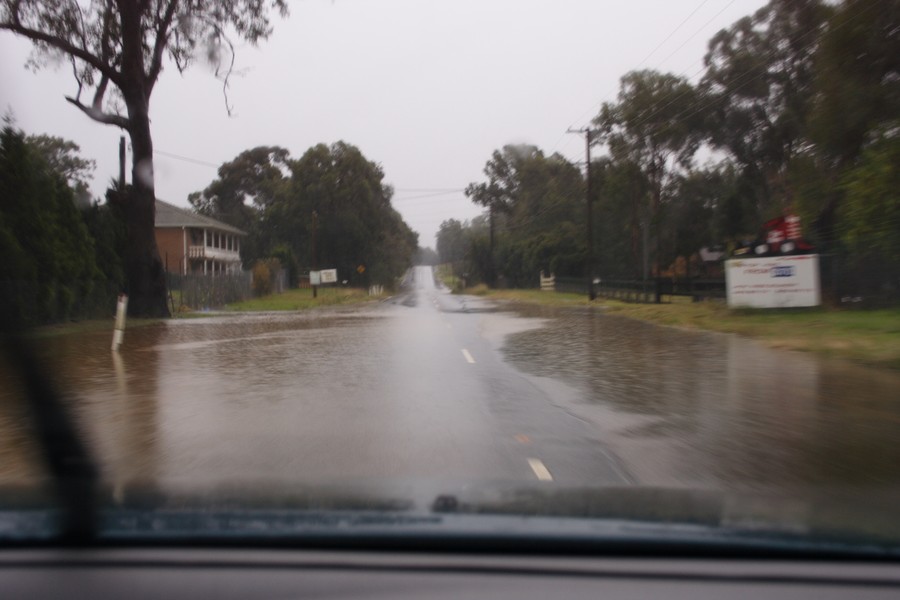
118, 136, 126, 190
311, 210, 319, 299
567, 127, 596, 300
488, 202, 496, 288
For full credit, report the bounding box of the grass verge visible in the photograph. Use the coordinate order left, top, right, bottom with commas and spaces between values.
472, 288, 900, 370
471, 287, 596, 306
434, 264, 462, 291
224, 287, 378, 312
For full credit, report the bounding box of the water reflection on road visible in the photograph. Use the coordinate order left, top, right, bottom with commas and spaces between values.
2, 297, 899, 497
500, 304, 900, 489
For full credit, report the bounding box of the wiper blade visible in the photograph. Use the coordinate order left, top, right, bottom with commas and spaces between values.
1, 331, 98, 542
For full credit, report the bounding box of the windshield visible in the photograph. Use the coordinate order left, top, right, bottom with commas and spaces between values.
1, 0, 899, 555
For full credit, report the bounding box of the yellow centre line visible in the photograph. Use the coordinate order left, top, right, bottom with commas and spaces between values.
528, 458, 553, 481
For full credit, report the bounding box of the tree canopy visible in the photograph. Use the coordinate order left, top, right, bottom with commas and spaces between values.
0, 124, 111, 326
1, 0, 288, 316
451, 0, 898, 299
189, 141, 418, 287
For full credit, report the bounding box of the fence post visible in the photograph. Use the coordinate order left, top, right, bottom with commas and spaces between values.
111, 294, 128, 352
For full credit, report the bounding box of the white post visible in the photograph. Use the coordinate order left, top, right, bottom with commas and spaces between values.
111, 294, 128, 351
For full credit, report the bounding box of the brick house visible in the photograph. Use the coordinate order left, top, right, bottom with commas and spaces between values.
154, 199, 246, 275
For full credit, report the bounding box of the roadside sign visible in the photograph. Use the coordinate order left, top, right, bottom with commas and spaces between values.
320, 269, 338, 284
726, 255, 821, 308
357, 264, 366, 274
309, 270, 321, 286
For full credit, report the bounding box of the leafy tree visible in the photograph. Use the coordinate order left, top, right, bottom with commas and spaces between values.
0, 124, 102, 325
594, 70, 702, 288
82, 191, 127, 294
24, 134, 96, 206
260, 141, 417, 287
701, 0, 831, 220
436, 219, 467, 265
462, 215, 492, 286
663, 169, 725, 275
809, 0, 899, 165
189, 146, 291, 227
801, 0, 900, 246
1, 1, 288, 317
188, 145, 291, 266
839, 138, 900, 264
592, 157, 649, 279
466, 145, 584, 286
464, 146, 530, 284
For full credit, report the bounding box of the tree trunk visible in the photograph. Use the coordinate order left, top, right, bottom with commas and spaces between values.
120, 95, 169, 318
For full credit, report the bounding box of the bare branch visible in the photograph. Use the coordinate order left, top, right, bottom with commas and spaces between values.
0, 20, 122, 86
65, 96, 130, 130
69, 54, 84, 102
146, 0, 180, 90
92, 74, 110, 110
73, 0, 92, 57
215, 33, 237, 116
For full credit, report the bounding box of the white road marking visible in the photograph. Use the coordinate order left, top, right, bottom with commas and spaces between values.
461, 348, 475, 364
528, 458, 553, 481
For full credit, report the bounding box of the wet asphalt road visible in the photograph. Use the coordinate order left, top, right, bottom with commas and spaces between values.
3, 265, 900, 505
373, 266, 631, 486
0, 266, 628, 501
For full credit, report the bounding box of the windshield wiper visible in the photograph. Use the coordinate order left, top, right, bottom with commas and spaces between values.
1, 331, 98, 543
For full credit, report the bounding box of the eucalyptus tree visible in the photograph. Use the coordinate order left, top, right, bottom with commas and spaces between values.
466, 145, 585, 286
1, 1, 288, 316
804, 0, 899, 248
266, 141, 418, 287
700, 0, 831, 221
593, 69, 703, 291
189, 146, 292, 266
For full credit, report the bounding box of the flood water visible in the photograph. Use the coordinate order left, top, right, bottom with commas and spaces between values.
2, 299, 899, 499
500, 304, 900, 490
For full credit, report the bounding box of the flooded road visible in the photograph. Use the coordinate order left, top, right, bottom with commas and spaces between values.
500, 305, 900, 490
2, 266, 900, 503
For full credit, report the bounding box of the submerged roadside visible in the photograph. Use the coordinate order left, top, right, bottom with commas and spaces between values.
222, 287, 384, 312
466, 288, 900, 370
27, 288, 385, 339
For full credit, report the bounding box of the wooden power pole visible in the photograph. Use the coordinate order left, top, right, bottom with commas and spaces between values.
567, 127, 596, 300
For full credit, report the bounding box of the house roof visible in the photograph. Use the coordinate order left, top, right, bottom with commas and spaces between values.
155, 199, 247, 236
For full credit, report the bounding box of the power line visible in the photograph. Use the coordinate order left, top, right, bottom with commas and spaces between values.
154, 149, 221, 168
636, 0, 713, 70
591, 0, 879, 159
394, 188, 464, 193
392, 189, 465, 202
551, 0, 727, 155
628, 0, 881, 141
651, 0, 736, 73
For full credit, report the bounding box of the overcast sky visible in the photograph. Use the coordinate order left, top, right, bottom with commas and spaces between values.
1, 0, 768, 247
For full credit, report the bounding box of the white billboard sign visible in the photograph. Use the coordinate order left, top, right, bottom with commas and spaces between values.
726, 255, 821, 308
320, 268, 338, 284
309, 270, 321, 286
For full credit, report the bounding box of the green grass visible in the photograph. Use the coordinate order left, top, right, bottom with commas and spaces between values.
434, 264, 462, 291
473, 287, 900, 370
472, 287, 596, 306
224, 287, 379, 312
